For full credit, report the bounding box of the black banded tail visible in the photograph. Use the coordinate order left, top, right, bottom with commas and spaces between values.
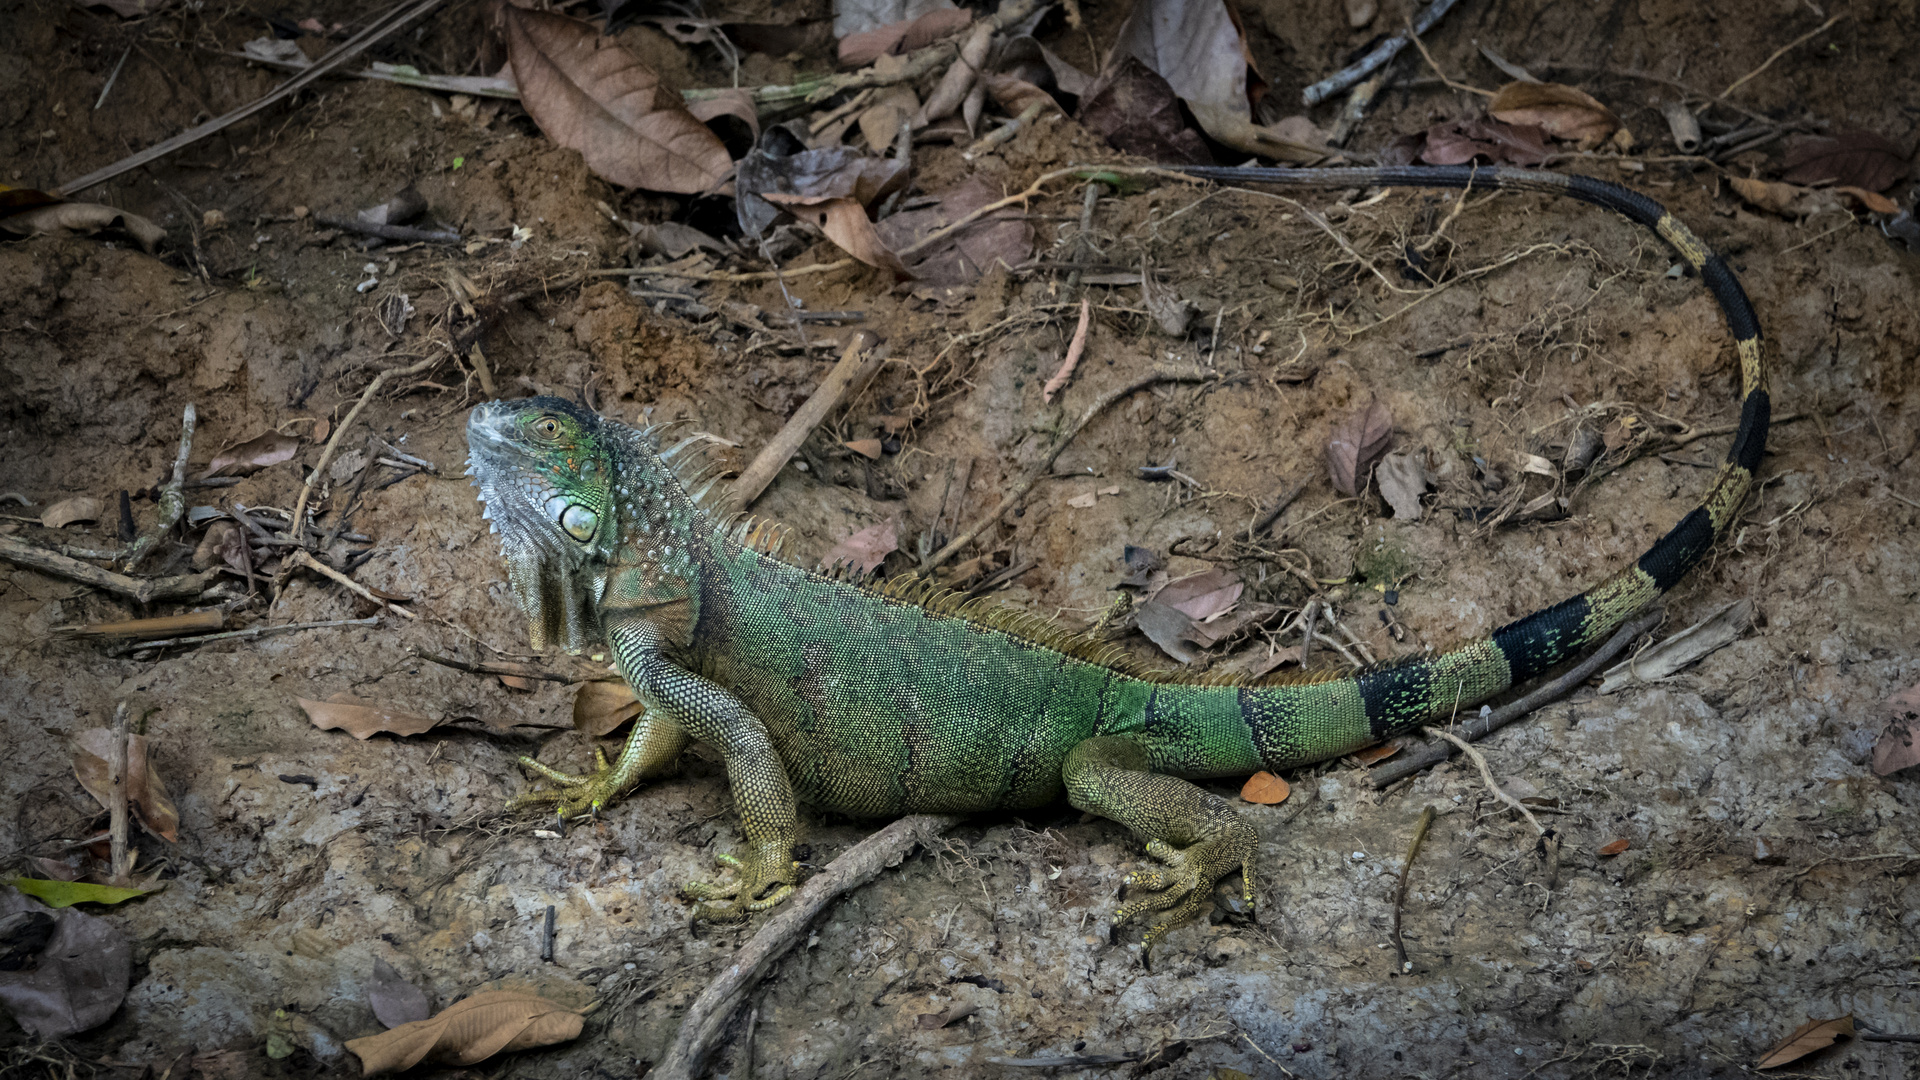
1187, 166, 1770, 760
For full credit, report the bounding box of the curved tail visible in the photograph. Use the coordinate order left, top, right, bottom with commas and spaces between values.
1184, 166, 1770, 758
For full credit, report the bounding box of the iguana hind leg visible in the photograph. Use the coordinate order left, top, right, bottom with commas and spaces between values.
1063, 736, 1258, 950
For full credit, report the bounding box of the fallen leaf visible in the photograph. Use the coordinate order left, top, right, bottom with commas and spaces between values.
1154, 568, 1243, 623
71, 730, 180, 843
1781, 130, 1908, 192
345, 989, 584, 1074
1243, 643, 1304, 677
1000, 35, 1091, 99
1347, 743, 1399, 766
761, 193, 911, 277
984, 74, 1063, 118
1376, 451, 1432, 520
0, 887, 132, 1039
1104, 0, 1309, 160
1134, 600, 1200, 664
686, 87, 759, 143
5, 879, 160, 908
734, 126, 909, 239
1420, 118, 1550, 166
205, 431, 300, 477
837, 5, 971, 66
1241, 772, 1290, 805
873, 177, 1035, 287
1066, 491, 1098, 509
843, 439, 885, 461
1756, 1015, 1854, 1070
297, 694, 440, 740
192, 521, 250, 577
1727, 177, 1840, 219
503, 6, 731, 194
626, 220, 727, 258
856, 86, 918, 152
573, 681, 643, 738
820, 517, 898, 575
368, 959, 433, 1029
40, 496, 102, 529
1076, 56, 1212, 166
1872, 683, 1920, 776
1598, 598, 1750, 693
1597, 838, 1630, 856
1327, 397, 1393, 496
1832, 186, 1899, 214
1488, 81, 1623, 149
0, 201, 164, 251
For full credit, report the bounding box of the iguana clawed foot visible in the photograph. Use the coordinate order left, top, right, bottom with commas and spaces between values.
1114, 821, 1258, 950
510, 748, 623, 819
682, 844, 799, 919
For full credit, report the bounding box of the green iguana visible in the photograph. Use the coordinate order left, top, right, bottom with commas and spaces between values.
466, 165, 1769, 946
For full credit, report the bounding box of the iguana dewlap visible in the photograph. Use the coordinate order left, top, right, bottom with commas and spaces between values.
466, 165, 1768, 946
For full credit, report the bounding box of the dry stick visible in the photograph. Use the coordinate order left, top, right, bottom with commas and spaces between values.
289, 549, 417, 618
1370, 607, 1663, 789
121, 404, 195, 572
1405, 14, 1493, 97
412, 648, 608, 685
1040, 298, 1091, 403
918, 364, 1216, 574
729, 334, 885, 510
1390, 805, 1437, 975
0, 535, 218, 604
653, 814, 963, 1080
285, 353, 442, 564
1718, 14, 1845, 100
313, 214, 461, 244
108, 702, 131, 887
1301, 0, 1464, 105
54, 0, 445, 196
113, 617, 380, 657
1428, 726, 1544, 835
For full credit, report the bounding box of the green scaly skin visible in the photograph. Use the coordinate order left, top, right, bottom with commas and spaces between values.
467, 165, 1770, 945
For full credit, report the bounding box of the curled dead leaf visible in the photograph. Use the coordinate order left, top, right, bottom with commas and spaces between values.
572, 681, 643, 738
0, 889, 133, 1039
1488, 81, 1622, 149
1756, 1014, 1854, 1070
345, 989, 584, 1074
1347, 743, 1400, 766
844, 438, 884, 460
1728, 177, 1844, 219
1781, 130, 1908, 193
819, 517, 898, 575
1241, 771, 1290, 805
503, 6, 731, 194
1597, 838, 1630, 856
40, 496, 102, 529
1327, 397, 1393, 496
1153, 568, 1243, 622
297, 694, 440, 740
205, 431, 300, 477
0, 200, 165, 251
72, 730, 180, 843
761, 193, 911, 277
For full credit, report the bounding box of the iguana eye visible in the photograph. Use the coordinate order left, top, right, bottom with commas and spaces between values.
532, 416, 562, 439
560, 504, 597, 542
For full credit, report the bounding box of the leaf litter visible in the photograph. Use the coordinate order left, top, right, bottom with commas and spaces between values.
0, 885, 133, 1039
345, 988, 584, 1074
71, 729, 180, 843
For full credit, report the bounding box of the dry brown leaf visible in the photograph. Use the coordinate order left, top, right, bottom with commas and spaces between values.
503, 6, 731, 195
1781, 130, 1908, 192
367, 959, 432, 1030
1728, 176, 1838, 219
71, 730, 180, 843
572, 681, 642, 737
1755, 1014, 1854, 1069
686, 88, 760, 142
1872, 683, 1920, 776
760, 193, 911, 278
192, 520, 249, 576
205, 431, 300, 477
1241, 772, 1290, 805
856, 86, 918, 151
297, 694, 440, 740
872, 177, 1034, 288
984, 74, 1062, 118
1076, 56, 1212, 166
1376, 451, 1432, 520
1106, 0, 1273, 158
0, 889, 132, 1039
1488, 81, 1622, 149
345, 989, 584, 1074
1347, 743, 1399, 766
844, 438, 884, 460
1420, 118, 1550, 166
734, 127, 909, 239
1597, 838, 1630, 856
837, 7, 972, 66
1154, 568, 1243, 623
1327, 397, 1393, 495
820, 517, 898, 575
1832, 186, 1899, 214
0, 201, 164, 251
41, 496, 102, 529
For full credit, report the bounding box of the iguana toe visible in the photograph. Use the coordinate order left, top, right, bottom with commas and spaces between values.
1114, 824, 1258, 950
682, 843, 799, 919
509, 752, 621, 819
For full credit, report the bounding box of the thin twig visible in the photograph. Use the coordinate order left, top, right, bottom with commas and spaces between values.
284, 353, 441, 567
108, 702, 131, 887
1405, 16, 1493, 97
288, 549, 416, 618
55, 0, 446, 196
918, 365, 1216, 574
729, 334, 884, 510
111, 617, 380, 657
1718, 14, 1845, 100
1390, 805, 1437, 974
413, 648, 606, 684
1427, 727, 1545, 836
120, 404, 195, 571
652, 815, 962, 1080
1371, 608, 1664, 788
1040, 298, 1091, 403
1301, 0, 1464, 105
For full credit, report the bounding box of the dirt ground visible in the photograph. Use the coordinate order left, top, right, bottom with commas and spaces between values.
3, 0, 1919, 1077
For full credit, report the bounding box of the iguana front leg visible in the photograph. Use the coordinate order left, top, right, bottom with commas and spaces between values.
596, 620, 801, 918
512, 704, 688, 818
1063, 736, 1258, 954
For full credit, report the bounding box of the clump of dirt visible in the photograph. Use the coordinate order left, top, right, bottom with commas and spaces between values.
3, 0, 1919, 1077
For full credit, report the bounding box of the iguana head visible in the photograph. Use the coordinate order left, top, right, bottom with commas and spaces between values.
467, 397, 613, 653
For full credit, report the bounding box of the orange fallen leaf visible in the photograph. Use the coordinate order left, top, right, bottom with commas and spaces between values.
1241, 771, 1290, 805
497, 674, 533, 691
345, 989, 584, 1074
572, 681, 642, 738
844, 438, 883, 460
1756, 1014, 1854, 1069
1488, 81, 1623, 149
72, 730, 180, 843
1348, 743, 1400, 766
1597, 838, 1630, 856
297, 694, 440, 740
760, 193, 912, 278
1831, 185, 1899, 214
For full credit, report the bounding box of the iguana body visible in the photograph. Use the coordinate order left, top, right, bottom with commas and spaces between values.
466, 165, 1769, 944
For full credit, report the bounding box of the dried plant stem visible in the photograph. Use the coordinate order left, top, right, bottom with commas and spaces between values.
108, 702, 131, 886
1390, 805, 1437, 973
1426, 726, 1545, 836
730, 334, 884, 510
1040, 299, 1092, 403
289, 549, 416, 618
0, 535, 217, 604
1718, 14, 1845, 100
120, 404, 195, 572
113, 617, 380, 657
285, 353, 442, 565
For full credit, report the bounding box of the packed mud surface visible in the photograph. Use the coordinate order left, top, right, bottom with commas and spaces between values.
3, 0, 1918, 1077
